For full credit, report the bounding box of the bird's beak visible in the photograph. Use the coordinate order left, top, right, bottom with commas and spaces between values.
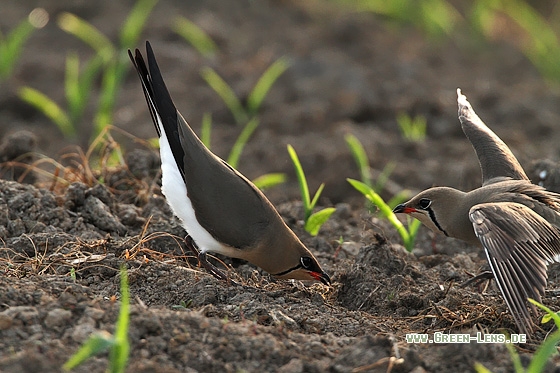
311, 271, 331, 285
393, 204, 416, 214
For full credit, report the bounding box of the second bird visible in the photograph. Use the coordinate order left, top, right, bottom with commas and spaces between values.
129, 42, 330, 285
394, 89, 560, 334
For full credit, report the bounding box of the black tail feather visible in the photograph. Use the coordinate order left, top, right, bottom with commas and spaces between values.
128, 41, 187, 180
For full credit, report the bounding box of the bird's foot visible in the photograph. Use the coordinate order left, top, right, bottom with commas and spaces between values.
184, 235, 239, 286
460, 270, 493, 292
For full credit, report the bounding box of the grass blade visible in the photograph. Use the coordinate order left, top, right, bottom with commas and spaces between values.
247, 56, 290, 115
94, 61, 122, 134
119, 0, 158, 48
227, 117, 260, 169
63, 332, 114, 370
57, 12, 115, 62
65, 54, 103, 125
348, 178, 418, 251
200, 66, 246, 125
173, 16, 218, 58
0, 17, 36, 80
473, 362, 493, 373
110, 267, 130, 373
18, 87, 75, 138
305, 207, 336, 236
252, 172, 286, 191
310, 183, 325, 211
65, 53, 81, 121
527, 329, 560, 373
287, 145, 311, 214
345, 133, 372, 188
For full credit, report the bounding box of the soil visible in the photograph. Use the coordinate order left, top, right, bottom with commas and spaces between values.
2, 0, 560, 372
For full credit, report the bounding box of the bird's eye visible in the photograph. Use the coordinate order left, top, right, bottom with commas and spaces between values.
300, 257, 313, 269
418, 198, 432, 209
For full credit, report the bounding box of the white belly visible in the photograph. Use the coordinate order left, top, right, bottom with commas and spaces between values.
158, 124, 227, 254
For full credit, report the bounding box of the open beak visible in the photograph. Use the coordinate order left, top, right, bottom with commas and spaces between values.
393, 204, 416, 214
311, 271, 331, 285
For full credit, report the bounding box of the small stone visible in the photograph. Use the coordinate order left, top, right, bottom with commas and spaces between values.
278, 358, 303, 373
44, 308, 72, 329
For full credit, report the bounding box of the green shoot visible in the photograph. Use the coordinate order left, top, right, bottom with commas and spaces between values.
200, 56, 290, 125
345, 134, 410, 208
246, 57, 290, 116
200, 66, 247, 125
344, 133, 372, 188
476, 299, 560, 373
0, 8, 48, 81
173, 16, 218, 58
529, 298, 560, 329
526, 299, 560, 373
348, 178, 421, 252
65, 54, 104, 125
18, 53, 103, 138
63, 266, 130, 372
396, 112, 427, 142
57, 12, 114, 62
252, 173, 287, 191
227, 117, 260, 169
287, 145, 335, 236
18, 86, 74, 137
57, 0, 158, 137
171, 299, 193, 310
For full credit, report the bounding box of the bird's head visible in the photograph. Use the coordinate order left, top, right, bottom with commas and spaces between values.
271, 254, 331, 285
393, 187, 467, 237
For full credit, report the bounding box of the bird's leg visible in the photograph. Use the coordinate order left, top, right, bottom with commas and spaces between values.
460, 270, 494, 291
184, 235, 237, 285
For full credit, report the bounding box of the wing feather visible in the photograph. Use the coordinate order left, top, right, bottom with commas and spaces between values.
470, 202, 560, 334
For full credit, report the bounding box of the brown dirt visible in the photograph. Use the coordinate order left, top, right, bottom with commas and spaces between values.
2, 1, 560, 372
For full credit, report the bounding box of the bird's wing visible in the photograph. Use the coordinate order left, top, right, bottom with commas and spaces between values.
469, 202, 560, 334
457, 89, 529, 186
129, 42, 276, 250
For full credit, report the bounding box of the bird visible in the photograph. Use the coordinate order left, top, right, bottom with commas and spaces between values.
393, 88, 560, 334
128, 41, 330, 285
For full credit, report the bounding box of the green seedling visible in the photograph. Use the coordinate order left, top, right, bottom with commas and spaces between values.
287, 145, 335, 236
0, 8, 48, 81
396, 112, 427, 142
344, 134, 410, 208
19, 53, 103, 138
64, 266, 130, 372
252, 173, 287, 191
57, 0, 158, 137
173, 16, 218, 58
200, 56, 290, 125
345, 133, 373, 188
171, 299, 193, 310
475, 299, 560, 373
348, 178, 420, 252
227, 117, 260, 169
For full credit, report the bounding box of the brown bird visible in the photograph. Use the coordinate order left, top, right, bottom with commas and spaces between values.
393, 89, 560, 334
128, 41, 330, 285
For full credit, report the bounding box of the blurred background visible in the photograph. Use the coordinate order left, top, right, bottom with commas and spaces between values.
1, 0, 560, 205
